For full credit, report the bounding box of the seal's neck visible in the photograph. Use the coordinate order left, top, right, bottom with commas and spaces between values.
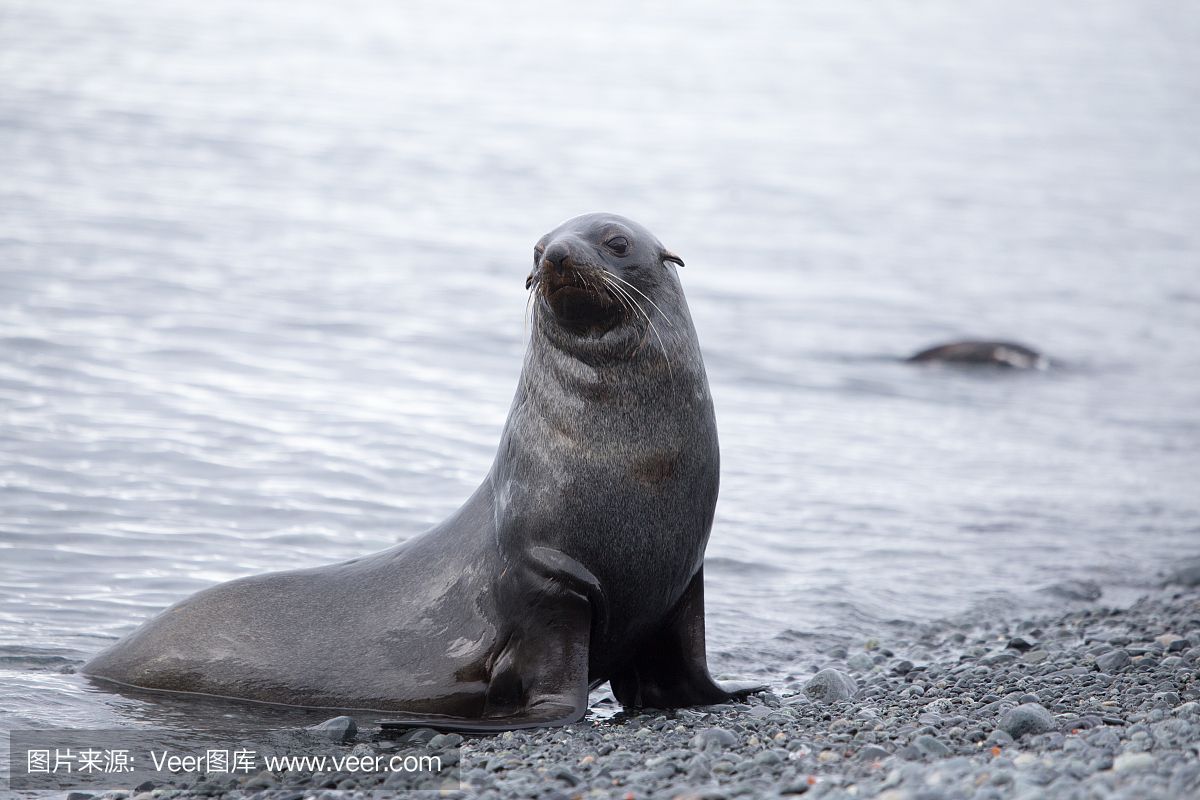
527, 315, 703, 409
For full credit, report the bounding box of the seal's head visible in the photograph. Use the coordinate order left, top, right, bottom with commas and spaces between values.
526, 213, 686, 345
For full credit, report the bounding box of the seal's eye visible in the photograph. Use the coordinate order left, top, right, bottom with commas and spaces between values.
605, 236, 629, 255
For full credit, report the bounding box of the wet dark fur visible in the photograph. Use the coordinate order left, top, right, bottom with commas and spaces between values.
83, 213, 759, 731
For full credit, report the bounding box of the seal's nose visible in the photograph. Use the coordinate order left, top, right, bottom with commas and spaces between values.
543, 242, 571, 275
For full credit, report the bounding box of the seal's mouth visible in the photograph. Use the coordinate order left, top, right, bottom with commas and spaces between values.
540, 269, 624, 336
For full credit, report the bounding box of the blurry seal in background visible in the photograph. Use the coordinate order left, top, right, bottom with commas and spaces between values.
83, 212, 760, 731
907, 340, 1047, 369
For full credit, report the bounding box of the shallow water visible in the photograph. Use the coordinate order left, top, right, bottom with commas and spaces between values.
2, 0, 1199, 732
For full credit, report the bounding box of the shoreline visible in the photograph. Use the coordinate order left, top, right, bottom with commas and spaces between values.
50, 583, 1200, 799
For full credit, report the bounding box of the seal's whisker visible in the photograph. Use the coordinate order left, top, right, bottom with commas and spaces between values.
597, 272, 673, 379
524, 283, 535, 337
597, 273, 632, 315
595, 272, 639, 320
602, 271, 674, 328
526, 276, 544, 340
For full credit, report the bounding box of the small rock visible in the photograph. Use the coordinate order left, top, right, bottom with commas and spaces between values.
691, 727, 738, 752
753, 749, 784, 766
848, 652, 874, 672
307, 715, 357, 743
1166, 557, 1200, 587
1007, 636, 1037, 652
803, 668, 858, 704
1173, 701, 1199, 718
1113, 752, 1156, 772
547, 765, 580, 786
1095, 649, 1131, 673
428, 733, 464, 749
242, 770, 276, 789
1022, 650, 1049, 665
999, 703, 1056, 739
892, 659, 915, 675
857, 745, 890, 761
914, 735, 950, 757
397, 727, 440, 745
1156, 635, 1190, 653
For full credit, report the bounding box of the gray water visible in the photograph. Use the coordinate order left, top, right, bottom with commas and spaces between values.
2, 0, 1199, 732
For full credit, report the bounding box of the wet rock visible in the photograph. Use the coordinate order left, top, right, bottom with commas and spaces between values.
999, 703, 1056, 739
1095, 649, 1131, 673
1166, 558, 1200, 587
306, 715, 357, 743
804, 668, 858, 703
396, 727, 440, 745
428, 732, 464, 749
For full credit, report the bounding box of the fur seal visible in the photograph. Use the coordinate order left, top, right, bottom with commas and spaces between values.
907, 340, 1046, 369
84, 212, 760, 731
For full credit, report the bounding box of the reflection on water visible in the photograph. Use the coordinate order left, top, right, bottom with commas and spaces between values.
2, 0, 1199, 730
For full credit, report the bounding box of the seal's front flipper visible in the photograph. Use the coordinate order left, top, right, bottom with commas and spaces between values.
610, 566, 766, 709
381, 547, 597, 734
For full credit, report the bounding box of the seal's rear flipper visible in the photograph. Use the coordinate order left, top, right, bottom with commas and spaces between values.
610, 566, 767, 708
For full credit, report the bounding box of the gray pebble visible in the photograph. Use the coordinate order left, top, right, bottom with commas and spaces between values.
857, 745, 890, 761
999, 703, 1057, 739
803, 668, 858, 704
242, 770, 276, 789
848, 652, 875, 672
1167, 558, 1200, 587
1022, 650, 1049, 664
1095, 649, 1131, 673
428, 732, 464, 748
547, 765, 580, 786
752, 748, 784, 766
1113, 752, 1156, 772
915, 735, 951, 757
690, 727, 738, 752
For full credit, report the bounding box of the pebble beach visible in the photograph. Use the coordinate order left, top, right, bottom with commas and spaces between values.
62, 565, 1200, 800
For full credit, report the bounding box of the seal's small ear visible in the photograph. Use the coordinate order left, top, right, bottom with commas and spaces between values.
662, 249, 685, 268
